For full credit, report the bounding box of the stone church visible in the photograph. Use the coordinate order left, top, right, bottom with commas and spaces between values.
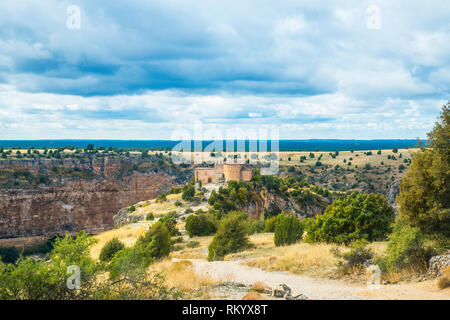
194, 163, 253, 184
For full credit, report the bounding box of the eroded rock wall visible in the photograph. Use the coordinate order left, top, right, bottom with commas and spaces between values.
0, 158, 191, 238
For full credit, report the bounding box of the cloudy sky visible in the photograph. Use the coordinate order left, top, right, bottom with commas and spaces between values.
0, 0, 448, 140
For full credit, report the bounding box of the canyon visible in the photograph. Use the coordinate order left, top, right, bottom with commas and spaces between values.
0, 156, 191, 240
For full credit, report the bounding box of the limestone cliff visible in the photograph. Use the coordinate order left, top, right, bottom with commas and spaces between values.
0, 157, 191, 239
237, 188, 330, 220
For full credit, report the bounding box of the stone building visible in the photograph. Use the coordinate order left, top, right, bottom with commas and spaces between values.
194, 163, 253, 184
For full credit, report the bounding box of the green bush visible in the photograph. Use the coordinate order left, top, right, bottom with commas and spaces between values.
171, 236, 184, 244
127, 205, 136, 213
208, 212, 252, 261
186, 241, 200, 248
376, 221, 435, 273
264, 213, 285, 232
159, 211, 180, 236
246, 219, 265, 235
274, 214, 304, 246
155, 193, 167, 203
99, 238, 125, 262
185, 214, 217, 237
182, 185, 196, 201
0, 247, 20, 264
174, 200, 182, 207
334, 240, 373, 274
134, 221, 171, 262
306, 192, 395, 244
146, 212, 154, 221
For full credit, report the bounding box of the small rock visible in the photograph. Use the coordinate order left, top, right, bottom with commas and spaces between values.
272, 289, 285, 298
285, 293, 308, 300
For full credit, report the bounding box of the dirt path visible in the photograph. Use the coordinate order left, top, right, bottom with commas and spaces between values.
186, 258, 450, 300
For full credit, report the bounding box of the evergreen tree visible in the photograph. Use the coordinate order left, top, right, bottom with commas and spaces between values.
396, 103, 449, 238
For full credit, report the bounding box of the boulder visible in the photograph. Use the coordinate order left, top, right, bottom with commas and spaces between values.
428, 253, 450, 277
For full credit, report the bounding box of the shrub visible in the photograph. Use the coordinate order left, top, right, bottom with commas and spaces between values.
334, 240, 373, 275
376, 221, 434, 273
246, 219, 265, 235
182, 185, 196, 201
127, 205, 136, 213
185, 214, 217, 237
134, 221, 171, 262
0, 247, 20, 264
186, 241, 200, 248
437, 266, 450, 289
274, 214, 304, 246
159, 211, 180, 236
264, 213, 285, 232
99, 238, 125, 262
146, 212, 154, 221
172, 236, 183, 244
306, 192, 395, 244
208, 212, 252, 261
174, 200, 182, 207
155, 193, 167, 203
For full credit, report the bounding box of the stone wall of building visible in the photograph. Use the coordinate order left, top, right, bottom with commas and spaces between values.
223, 164, 243, 181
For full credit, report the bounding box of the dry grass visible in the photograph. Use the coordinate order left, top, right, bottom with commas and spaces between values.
90, 221, 152, 259
170, 236, 213, 260
242, 291, 266, 300
251, 281, 270, 293
151, 259, 215, 291
437, 266, 450, 289
237, 233, 347, 277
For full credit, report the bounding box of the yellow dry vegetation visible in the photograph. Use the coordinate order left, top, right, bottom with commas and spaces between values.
90, 221, 152, 259
242, 291, 266, 300
170, 236, 213, 260
151, 259, 215, 291
245, 242, 344, 277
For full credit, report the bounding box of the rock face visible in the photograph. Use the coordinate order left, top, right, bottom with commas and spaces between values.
428, 253, 450, 277
242, 188, 329, 220
386, 179, 401, 206
0, 157, 191, 239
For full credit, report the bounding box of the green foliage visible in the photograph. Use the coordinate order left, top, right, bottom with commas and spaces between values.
134, 221, 171, 262
334, 240, 373, 274
146, 212, 155, 221
159, 211, 180, 236
99, 238, 125, 262
377, 221, 435, 273
264, 212, 285, 232
208, 212, 252, 261
185, 214, 217, 237
174, 200, 182, 207
397, 103, 449, 238
274, 214, 304, 246
244, 219, 265, 235
155, 193, 167, 203
186, 240, 200, 248
306, 192, 395, 244
0, 247, 20, 264
0, 231, 99, 299
182, 185, 196, 201
127, 205, 136, 213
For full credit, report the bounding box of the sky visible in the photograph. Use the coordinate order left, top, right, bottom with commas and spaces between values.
0, 0, 449, 140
